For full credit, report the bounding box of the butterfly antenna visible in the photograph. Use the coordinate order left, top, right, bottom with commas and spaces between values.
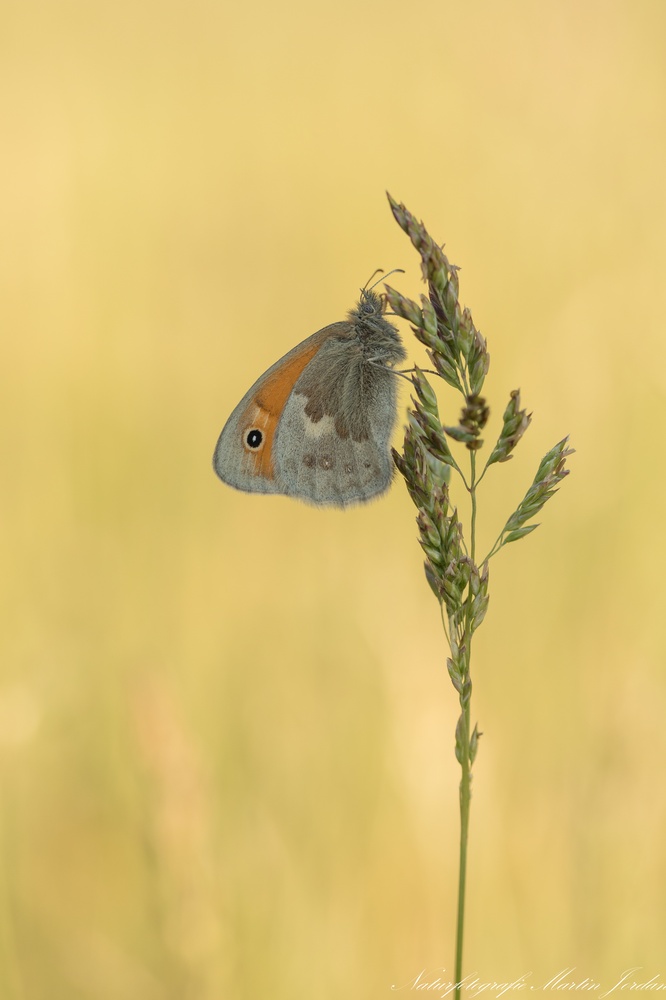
363, 268, 384, 290
362, 268, 406, 295
378, 267, 405, 287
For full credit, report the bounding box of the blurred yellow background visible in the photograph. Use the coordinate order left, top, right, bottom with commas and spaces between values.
1, 0, 665, 996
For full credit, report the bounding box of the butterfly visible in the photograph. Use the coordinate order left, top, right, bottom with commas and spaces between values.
213, 286, 406, 507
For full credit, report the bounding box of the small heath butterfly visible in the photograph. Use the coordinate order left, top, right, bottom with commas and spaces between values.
213, 285, 406, 507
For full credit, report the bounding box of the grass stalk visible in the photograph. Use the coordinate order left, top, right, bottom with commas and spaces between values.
386, 193, 572, 987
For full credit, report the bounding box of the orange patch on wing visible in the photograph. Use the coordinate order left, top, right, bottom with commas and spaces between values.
240, 333, 329, 479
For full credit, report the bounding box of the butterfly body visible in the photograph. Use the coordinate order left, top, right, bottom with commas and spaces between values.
213, 288, 405, 507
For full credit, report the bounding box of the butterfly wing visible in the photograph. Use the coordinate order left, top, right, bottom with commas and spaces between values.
273, 335, 399, 506
212, 324, 345, 495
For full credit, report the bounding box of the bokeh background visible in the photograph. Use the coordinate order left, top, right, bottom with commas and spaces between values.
2, 0, 666, 997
